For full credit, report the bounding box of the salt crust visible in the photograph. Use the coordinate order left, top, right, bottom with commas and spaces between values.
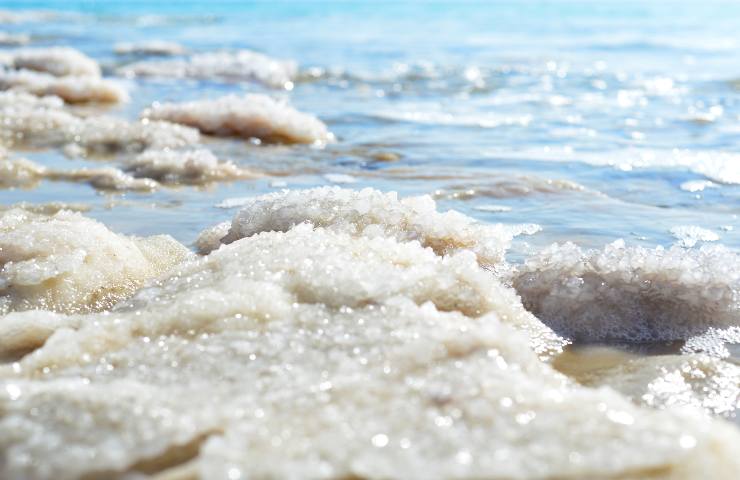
0, 208, 190, 315
9, 47, 100, 77
514, 240, 740, 342
142, 94, 333, 144
200, 187, 538, 274
0, 32, 30, 46
126, 149, 260, 185
1, 225, 739, 478
0, 91, 199, 152
0, 68, 128, 103
114, 41, 186, 56
118, 49, 297, 89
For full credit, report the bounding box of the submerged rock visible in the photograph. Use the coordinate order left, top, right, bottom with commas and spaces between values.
141, 94, 333, 144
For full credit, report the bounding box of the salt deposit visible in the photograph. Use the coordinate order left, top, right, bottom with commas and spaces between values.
126, 148, 259, 185
0, 93, 200, 152
0, 68, 128, 103
118, 49, 297, 89
0, 156, 46, 189
514, 240, 740, 342
141, 94, 333, 144
0, 32, 30, 46
0, 226, 738, 479
9, 47, 100, 77
201, 187, 539, 272
114, 40, 186, 56
0, 209, 190, 315
670, 225, 720, 248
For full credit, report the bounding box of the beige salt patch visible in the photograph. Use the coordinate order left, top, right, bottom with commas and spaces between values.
0, 32, 30, 46
141, 94, 333, 144
118, 49, 297, 89
126, 149, 260, 185
9, 47, 100, 77
0, 92, 199, 152
0, 68, 128, 103
514, 240, 740, 343
205, 187, 539, 273
0, 208, 191, 315
0, 226, 738, 479
114, 41, 187, 56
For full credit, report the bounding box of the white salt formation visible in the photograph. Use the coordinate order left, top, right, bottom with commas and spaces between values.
205, 187, 538, 271
0, 32, 30, 46
119, 49, 297, 89
0, 225, 738, 479
142, 94, 333, 144
0, 68, 128, 103
514, 240, 740, 342
9, 47, 100, 77
670, 225, 720, 248
0, 155, 45, 189
114, 40, 186, 56
0, 92, 199, 152
126, 148, 260, 185
0, 209, 190, 315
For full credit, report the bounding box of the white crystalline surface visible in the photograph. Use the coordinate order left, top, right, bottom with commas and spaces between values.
209, 187, 539, 272
1, 225, 739, 479
0, 208, 190, 315
670, 225, 720, 248
118, 49, 297, 89
114, 40, 186, 56
9, 47, 101, 77
0, 32, 30, 46
514, 240, 740, 342
126, 148, 259, 185
0, 68, 128, 103
0, 92, 200, 152
141, 94, 333, 144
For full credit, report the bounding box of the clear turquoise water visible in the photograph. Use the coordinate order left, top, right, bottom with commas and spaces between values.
1, 0, 739, 257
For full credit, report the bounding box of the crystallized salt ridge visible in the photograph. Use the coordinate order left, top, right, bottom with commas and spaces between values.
118, 49, 297, 89
9, 47, 100, 77
114, 40, 186, 56
0, 226, 738, 479
0, 68, 128, 103
0, 92, 199, 152
670, 225, 720, 248
0, 209, 190, 315
514, 240, 740, 343
205, 187, 538, 271
126, 148, 260, 185
142, 94, 333, 144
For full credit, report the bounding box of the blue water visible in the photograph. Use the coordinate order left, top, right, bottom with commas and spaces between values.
1, 0, 739, 256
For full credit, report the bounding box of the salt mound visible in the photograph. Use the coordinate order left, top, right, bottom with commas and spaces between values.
0, 93, 200, 152
514, 240, 740, 342
142, 94, 333, 144
670, 225, 720, 248
205, 187, 537, 272
118, 49, 297, 89
9, 47, 100, 77
114, 41, 186, 56
0, 68, 128, 103
126, 148, 259, 185
0, 32, 30, 46
0, 226, 738, 478
0, 156, 45, 189
0, 209, 190, 314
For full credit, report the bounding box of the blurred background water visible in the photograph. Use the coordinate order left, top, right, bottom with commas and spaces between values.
1, 0, 739, 258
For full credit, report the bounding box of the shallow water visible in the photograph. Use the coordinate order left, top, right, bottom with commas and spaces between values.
1, 1, 740, 478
